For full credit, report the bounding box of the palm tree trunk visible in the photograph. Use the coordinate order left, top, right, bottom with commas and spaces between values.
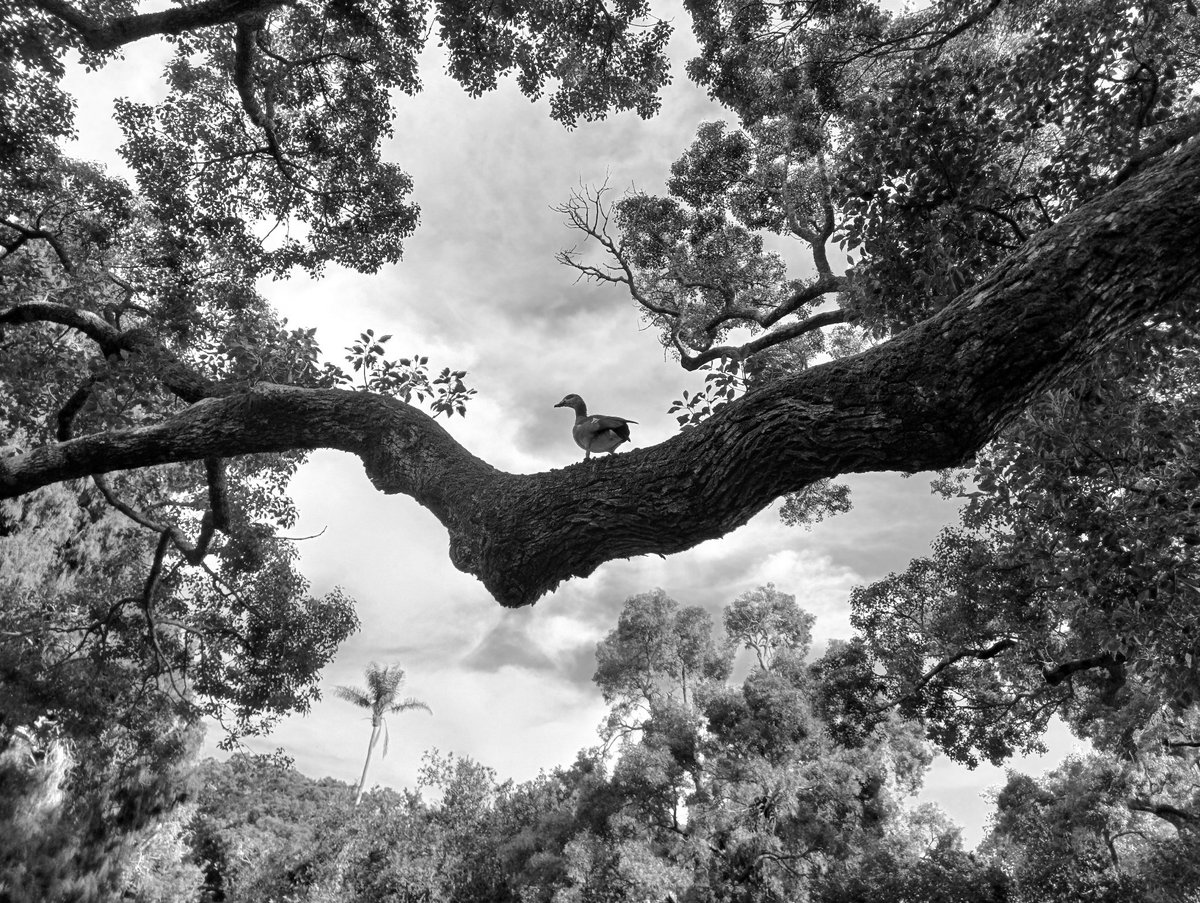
354, 721, 382, 806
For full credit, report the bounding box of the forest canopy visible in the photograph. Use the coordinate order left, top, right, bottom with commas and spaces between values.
2, 0, 1200, 898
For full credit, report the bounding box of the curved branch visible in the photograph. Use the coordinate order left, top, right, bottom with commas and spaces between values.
1, 218, 76, 272
30, 0, 291, 52
94, 456, 230, 565
872, 637, 1018, 713
1127, 798, 1198, 825
699, 274, 846, 334
3, 139, 1200, 607
0, 301, 221, 402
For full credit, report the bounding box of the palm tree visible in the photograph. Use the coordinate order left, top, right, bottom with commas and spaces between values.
334, 662, 431, 805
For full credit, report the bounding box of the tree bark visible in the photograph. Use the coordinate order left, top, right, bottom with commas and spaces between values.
355, 720, 382, 806
3, 140, 1200, 607
31, 0, 287, 52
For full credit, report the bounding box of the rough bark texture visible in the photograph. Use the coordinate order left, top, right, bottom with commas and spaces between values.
31, 0, 286, 51
3, 141, 1200, 606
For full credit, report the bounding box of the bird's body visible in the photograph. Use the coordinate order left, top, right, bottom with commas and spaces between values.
554, 394, 637, 459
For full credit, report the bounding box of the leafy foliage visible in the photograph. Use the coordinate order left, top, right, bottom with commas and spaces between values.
983, 754, 1200, 902
846, 318, 1200, 765
144, 582, 1200, 902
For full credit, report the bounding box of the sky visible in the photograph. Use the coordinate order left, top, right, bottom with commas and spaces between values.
62, 1, 1082, 848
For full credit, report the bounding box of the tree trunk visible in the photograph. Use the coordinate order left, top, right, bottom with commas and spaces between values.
354, 721, 381, 806
3, 140, 1200, 607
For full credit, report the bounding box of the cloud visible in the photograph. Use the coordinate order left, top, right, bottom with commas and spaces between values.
461, 612, 557, 673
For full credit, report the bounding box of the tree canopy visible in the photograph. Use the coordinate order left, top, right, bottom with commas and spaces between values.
4, 0, 1200, 894
105, 586, 1200, 900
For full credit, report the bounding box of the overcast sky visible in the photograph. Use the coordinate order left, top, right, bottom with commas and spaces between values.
64, 2, 1080, 847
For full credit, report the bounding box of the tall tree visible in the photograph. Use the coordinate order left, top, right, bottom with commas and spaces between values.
335, 662, 431, 805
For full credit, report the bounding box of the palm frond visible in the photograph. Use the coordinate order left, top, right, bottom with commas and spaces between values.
339, 663, 429, 722
389, 697, 432, 716
333, 685, 372, 708
365, 662, 406, 700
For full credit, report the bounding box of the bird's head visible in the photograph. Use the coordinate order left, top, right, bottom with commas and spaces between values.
554, 393, 586, 413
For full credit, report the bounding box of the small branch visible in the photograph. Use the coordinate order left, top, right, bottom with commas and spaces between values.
1113, 108, 1200, 186
56, 377, 101, 441
139, 531, 189, 700
873, 636, 1018, 713
1, 218, 76, 273
93, 457, 231, 566
680, 307, 851, 370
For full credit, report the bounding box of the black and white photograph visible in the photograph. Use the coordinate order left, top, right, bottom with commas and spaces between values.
2, 0, 1199, 898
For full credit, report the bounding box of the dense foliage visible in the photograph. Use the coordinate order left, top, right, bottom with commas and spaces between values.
69, 587, 1193, 901
3, 0, 1200, 896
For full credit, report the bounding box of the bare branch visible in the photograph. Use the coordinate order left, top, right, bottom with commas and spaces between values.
94, 456, 230, 565
679, 307, 852, 371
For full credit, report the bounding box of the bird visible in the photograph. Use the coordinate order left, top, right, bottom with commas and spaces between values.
554, 394, 637, 460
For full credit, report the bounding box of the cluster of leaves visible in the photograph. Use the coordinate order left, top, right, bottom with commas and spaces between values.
113, 582, 1200, 902
0, 473, 360, 744
834, 0, 1200, 332
667, 357, 745, 427
835, 315, 1200, 767
192, 324, 478, 415
119, 587, 947, 902
982, 754, 1200, 901
0, 685, 205, 900
344, 330, 476, 416
4, 0, 675, 277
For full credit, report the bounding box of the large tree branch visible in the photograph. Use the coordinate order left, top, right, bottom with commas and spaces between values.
30, 0, 290, 52
3, 140, 1200, 607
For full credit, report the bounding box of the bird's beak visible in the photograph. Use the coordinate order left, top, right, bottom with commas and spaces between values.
553, 400, 565, 408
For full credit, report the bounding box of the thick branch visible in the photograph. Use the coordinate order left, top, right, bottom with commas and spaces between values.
3, 140, 1200, 606
1041, 652, 1124, 686
30, 0, 289, 52
0, 301, 220, 402
1127, 798, 1197, 825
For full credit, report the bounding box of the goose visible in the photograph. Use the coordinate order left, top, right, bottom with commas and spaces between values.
554, 394, 637, 459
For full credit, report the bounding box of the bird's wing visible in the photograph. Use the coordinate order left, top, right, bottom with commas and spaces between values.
588, 415, 637, 429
